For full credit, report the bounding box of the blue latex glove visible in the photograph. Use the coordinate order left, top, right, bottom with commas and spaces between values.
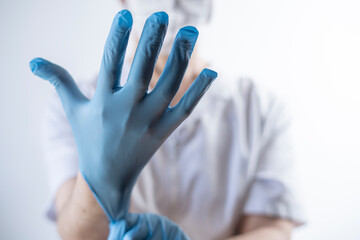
30, 9, 216, 239
109, 213, 189, 240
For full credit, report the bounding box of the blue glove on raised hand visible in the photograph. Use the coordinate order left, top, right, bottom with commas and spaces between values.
30, 9, 216, 239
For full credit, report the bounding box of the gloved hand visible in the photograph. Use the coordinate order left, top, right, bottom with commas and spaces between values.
30, 9, 216, 239
108, 213, 190, 240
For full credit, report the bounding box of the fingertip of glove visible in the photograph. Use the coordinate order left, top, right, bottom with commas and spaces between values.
180, 26, 199, 36
149, 11, 169, 25
202, 68, 218, 80
29, 58, 45, 73
116, 9, 133, 28
174, 26, 199, 48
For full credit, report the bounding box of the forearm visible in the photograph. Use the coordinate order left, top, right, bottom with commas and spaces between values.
56, 171, 109, 240
226, 216, 294, 240
226, 227, 291, 240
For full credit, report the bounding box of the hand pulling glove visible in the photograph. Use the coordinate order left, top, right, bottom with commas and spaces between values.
30, 10, 217, 239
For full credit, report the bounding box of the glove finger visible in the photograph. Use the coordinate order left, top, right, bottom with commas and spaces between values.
146, 26, 198, 117
107, 214, 141, 240
29, 57, 87, 116
152, 68, 217, 138
125, 12, 168, 102
97, 10, 132, 95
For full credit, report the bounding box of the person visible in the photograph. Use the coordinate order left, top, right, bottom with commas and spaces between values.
38, 0, 305, 239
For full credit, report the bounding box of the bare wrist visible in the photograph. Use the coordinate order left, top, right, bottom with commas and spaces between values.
56, 172, 109, 239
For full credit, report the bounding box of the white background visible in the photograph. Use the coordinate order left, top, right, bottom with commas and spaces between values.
1, 0, 360, 239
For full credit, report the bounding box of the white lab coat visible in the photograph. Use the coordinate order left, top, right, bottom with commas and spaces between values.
43, 65, 305, 240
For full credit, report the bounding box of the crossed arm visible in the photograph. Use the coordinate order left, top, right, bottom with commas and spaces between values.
55, 173, 294, 240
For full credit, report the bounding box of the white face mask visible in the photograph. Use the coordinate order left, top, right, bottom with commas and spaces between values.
124, 0, 213, 55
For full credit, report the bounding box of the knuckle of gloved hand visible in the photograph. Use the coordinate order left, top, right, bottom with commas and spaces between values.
142, 28, 166, 58
113, 25, 130, 40
175, 38, 193, 61
36, 64, 61, 87
92, 103, 112, 121
49, 75, 60, 88
144, 38, 162, 61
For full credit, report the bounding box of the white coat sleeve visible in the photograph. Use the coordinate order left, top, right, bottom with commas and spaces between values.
240, 79, 306, 225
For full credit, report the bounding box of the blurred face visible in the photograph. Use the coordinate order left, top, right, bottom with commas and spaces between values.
121, 0, 213, 55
